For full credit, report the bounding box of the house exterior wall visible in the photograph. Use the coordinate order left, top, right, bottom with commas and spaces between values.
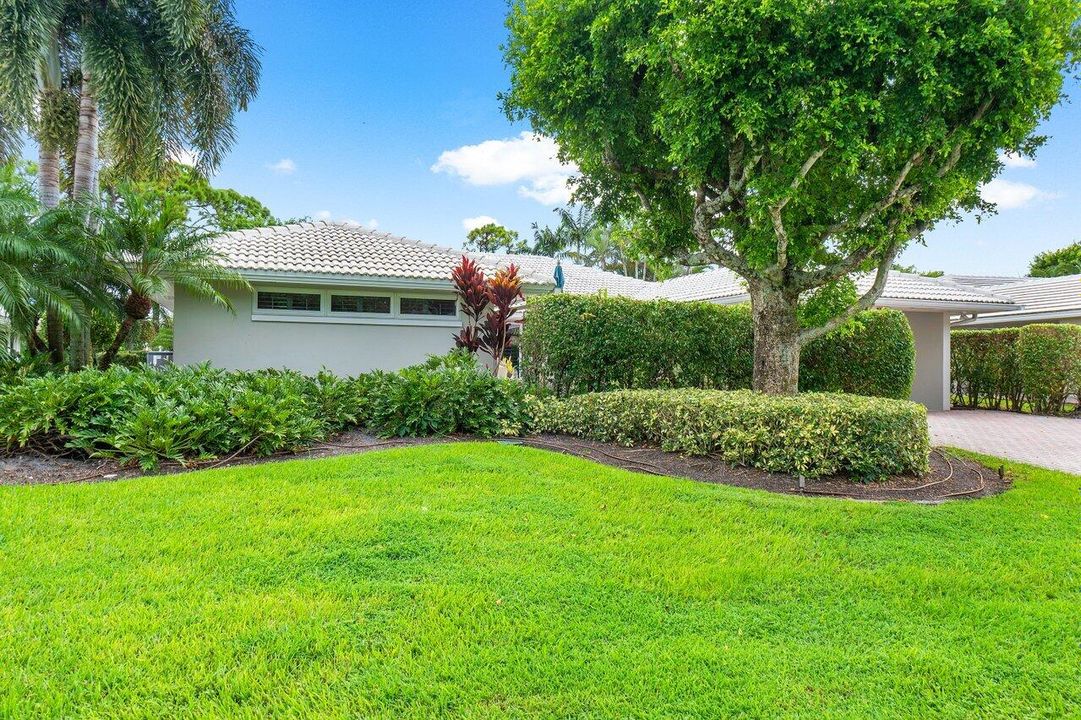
173, 285, 461, 376
904, 310, 950, 412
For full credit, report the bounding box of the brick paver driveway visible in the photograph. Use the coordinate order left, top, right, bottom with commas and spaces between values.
928, 410, 1081, 475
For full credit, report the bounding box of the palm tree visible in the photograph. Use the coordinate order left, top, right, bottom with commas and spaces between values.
93, 185, 247, 369
0, 0, 261, 200
0, 163, 97, 361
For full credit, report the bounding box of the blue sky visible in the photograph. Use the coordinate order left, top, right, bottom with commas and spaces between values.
208, 0, 1080, 276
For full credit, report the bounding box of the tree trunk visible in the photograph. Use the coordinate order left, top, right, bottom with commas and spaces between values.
99, 294, 153, 370
45, 310, 65, 365
99, 316, 135, 370
38, 145, 61, 209
749, 284, 801, 395
72, 65, 99, 201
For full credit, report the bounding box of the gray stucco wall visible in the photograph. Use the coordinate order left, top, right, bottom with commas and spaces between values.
904, 310, 950, 412
173, 285, 460, 376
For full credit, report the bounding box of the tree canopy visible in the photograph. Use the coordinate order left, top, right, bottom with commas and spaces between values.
464, 223, 527, 254
504, 0, 1080, 392
136, 163, 284, 232
1030, 242, 1081, 277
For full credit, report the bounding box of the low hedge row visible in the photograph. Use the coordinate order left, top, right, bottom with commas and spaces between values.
532, 389, 930, 479
0, 352, 528, 470
952, 324, 1081, 413
520, 294, 915, 400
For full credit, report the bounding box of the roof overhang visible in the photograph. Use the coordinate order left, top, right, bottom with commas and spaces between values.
231, 269, 555, 293
953, 308, 1081, 327
706, 293, 1018, 314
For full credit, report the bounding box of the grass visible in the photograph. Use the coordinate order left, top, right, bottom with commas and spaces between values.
1, 443, 1079, 718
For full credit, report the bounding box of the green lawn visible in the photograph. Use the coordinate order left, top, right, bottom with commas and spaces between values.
1, 444, 1079, 718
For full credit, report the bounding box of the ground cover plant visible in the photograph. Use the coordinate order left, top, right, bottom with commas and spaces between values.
521, 295, 914, 400
0, 351, 529, 470
0, 444, 1078, 718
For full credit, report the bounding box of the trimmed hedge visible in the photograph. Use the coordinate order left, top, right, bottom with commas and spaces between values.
952, 324, 1081, 413
521, 294, 914, 400
1016, 324, 1081, 413
532, 389, 930, 479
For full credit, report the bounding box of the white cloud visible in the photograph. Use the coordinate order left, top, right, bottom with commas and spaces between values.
462, 215, 499, 231
267, 158, 296, 175
998, 152, 1037, 169
315, 210, 332, 220
432, 132, 577, 206
171, 148, 199, 167
980, 179, 1058, 209
366, 218, 379, 229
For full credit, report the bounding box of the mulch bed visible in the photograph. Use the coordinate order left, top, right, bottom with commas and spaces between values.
517, 435, 1008, 503
1, 431, 1007, 503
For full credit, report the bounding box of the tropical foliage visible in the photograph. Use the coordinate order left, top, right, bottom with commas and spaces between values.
0, 0, 260, 193
91, 186, 247, 369
503, 0, 1080, 393
0, 351, 529, 469
451, 256, 525, 369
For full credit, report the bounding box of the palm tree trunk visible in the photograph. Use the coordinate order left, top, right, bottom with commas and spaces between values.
68, 62, 100, 369
99, 316, 135, 370
38, 145, 61, 209
45, 312, 65, 364
72, 65, 99, 201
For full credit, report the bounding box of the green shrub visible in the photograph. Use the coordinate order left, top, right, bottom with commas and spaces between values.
366, 351, 531, 438
0, 365, 352, 470
952, 325, 1080, 414
521, 294, 914, 400
950, 329, 1023, 411
800, 310, 915, 399
1017, 324, 1081, 414
532, 389, 929, 479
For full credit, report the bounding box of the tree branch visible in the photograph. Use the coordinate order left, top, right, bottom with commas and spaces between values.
767, 146, 828, 276
798, 221, 927, 344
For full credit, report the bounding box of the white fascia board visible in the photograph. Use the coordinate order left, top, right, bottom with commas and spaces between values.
236, 269, 555, 293
710, 293, 1017, 314
953, 309, 1081, 327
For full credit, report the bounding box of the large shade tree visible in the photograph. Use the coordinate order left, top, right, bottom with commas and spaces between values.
504, 0, 1080, 393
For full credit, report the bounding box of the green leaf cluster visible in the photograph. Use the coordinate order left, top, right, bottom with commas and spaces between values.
952, 325, 1081, 413
521, 294, 914, 399
532, 388, 930, 479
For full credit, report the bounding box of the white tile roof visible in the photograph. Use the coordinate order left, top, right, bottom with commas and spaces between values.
467, 252, 653, 297
483, 255, 1014, 309
210, 223, 1014, 310
954, 274, 1081, 325
940, 274, 1028, 288
212, 221, 552, 285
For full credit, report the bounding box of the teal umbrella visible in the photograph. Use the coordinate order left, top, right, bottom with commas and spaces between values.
553, 260, 565, 291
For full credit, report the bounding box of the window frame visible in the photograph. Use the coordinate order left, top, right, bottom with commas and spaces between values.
397, 294, 460, 318
250, 285, 461, 327
328, 291, 394, 318
253, 288, 324, 316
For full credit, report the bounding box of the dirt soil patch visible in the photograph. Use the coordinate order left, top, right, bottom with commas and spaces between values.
520, 434, 1008, 503
2, 431, 1007, 502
